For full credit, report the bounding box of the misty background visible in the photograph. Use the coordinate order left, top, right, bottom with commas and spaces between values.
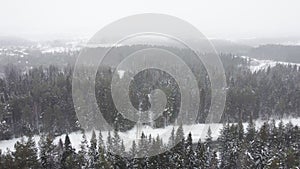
1, 0, 300, 44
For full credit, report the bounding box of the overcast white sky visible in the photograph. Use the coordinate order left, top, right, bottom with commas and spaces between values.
1, 0, 300, 41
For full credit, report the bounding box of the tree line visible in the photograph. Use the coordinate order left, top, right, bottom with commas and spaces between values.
0, 115, 299, 169
0, 51, 299, 139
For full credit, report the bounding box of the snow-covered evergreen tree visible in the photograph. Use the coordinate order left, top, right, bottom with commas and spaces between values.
88, 130, 98, 168
39, 133, 56, 169
175, 123, 184, 144
61, 134, 78, 169
13, 136, 39, 169
195, 139, 205, 169
184, 132, 196, 168
168, 127, 175, 148
77, 130, 88, 168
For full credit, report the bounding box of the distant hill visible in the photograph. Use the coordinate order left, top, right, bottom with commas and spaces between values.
248, 44, 300, 63
0, 36, 35, 46
210, 39, 251, 54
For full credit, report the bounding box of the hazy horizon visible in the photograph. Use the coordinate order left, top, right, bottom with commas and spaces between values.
1, 0, 300, 42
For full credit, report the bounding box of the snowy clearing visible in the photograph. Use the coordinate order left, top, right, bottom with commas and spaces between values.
0, 118, 299, 153
240, 56, 300, 73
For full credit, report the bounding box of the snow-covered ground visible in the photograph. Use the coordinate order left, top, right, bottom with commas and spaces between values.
0, 118, 299, 153
240, 56, 300, 73
40, 46, 81, 54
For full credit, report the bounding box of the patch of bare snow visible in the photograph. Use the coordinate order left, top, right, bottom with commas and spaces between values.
240, 56, 300, 73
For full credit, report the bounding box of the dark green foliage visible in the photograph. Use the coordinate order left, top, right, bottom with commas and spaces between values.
61, 134, 79, 169
39, 133, 56, 169
77, 130, 88, 168
13, 136, 39, 169
1, 51, 300, 139
88, 130, 98, 168
0, 45, 299, 168
0, 120, 299, 168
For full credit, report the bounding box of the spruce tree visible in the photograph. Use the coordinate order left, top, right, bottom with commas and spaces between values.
2, 150, 15, 169
39, 133, 56, 169
128, 141, 138, 168
195, 139, 205, 169
61, 134, 78, 169
137, 132, 148, 168
13, 136, 39, 169
112, 129, 121, 154
106, 131, 112, 153
204, 126, 215, 168
246, 113, 256, 142
184, 132, 195, 168
219, 123, 230, 169
175, 123, 184, 144
88, 130, 98, 168
78, 130, 88, 168
168, 127, 175, 148
173, 125, 185, 168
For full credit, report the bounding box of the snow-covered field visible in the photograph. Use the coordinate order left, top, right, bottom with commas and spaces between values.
240, 56, 300, 73
0, 118, 299, 153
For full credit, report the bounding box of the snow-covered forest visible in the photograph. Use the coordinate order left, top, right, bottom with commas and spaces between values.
1, 0, 300, 168
0, 117, 299, 168
0, 44, 300, 168
0, 46, 300, 138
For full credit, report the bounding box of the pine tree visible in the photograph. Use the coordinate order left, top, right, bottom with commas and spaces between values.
113, 138, 127, 169
98, 130, 105, 152
250, 130, 269, 169
13, 136, 39, 169
168, 127, 175, 148
219, 123, 230, 169
95, 130, 112, 168
285, 147, 299, 168
173, 138, 185, 168
88, 130, 98, 168
228, 124, 239, 169
172, 125, 185, 168
246, 113, 256, 142
136, 132, 149, 168
259, 122, 270, 143
195, 139, 205, 169
120, 140, 126, 157
268, 119, 285, 168
175, 123, 184, 145
204, 127, 214, 169
243, 115, 259, 169
2, 150, 15, 169
129, 140, 137, 158
238, 113, 244, 142
112, 129, 121, 155
106, 131, 112, 153
111, 129, 125, 168
128, 141, 138, 168
137, 132, 148, 158
27, 135, 40, 168
209, 151, 219, 169
55, 138, 64, 168
184, 132, 195, 168
148, 135, 163, 168
39, 133, 56, 169
77, 130, 88, 168
148, 138, 158, 168
61, 134, 78, 169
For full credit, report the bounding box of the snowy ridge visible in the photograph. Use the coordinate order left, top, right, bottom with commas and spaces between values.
40, 46, 81, 54
0, 118, 299, 153
240, 56, 300, 73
